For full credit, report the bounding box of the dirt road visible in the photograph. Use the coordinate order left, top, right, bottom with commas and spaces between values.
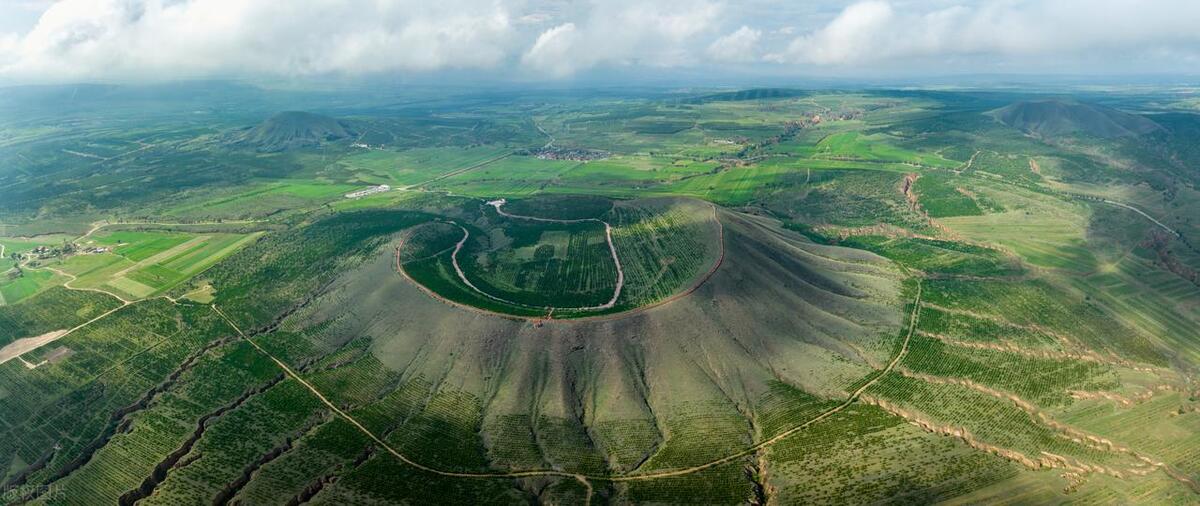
210, 279, 924, 504
0, 329, 68, 366
486, 199, 624, 310
405, 153, 513, 190
447, 225, 544, 311
1099, 199, 1180, 237
396, 203, 723, 323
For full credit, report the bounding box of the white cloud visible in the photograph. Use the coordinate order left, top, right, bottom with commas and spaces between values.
706, 26, 761, 63
522, 22, 581, 77
4, 0, 1200, 82
771, 0, 1200, 67
0, 0, 516, 81
521, 0, 722, 77
517, 12, 554, 25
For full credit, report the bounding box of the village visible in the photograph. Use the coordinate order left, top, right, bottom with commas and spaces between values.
27, 243, 109, 259
5, 242, 108, 283
519, 146, 610, 162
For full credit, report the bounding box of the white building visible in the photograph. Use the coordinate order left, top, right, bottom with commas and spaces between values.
344, 185, 391, 199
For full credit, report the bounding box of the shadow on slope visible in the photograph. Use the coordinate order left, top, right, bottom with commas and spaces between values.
232, 111, 354, 152
991, 100, 1162, 139
266, 206, 904, 502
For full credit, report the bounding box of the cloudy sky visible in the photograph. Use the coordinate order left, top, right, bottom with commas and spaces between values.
1, 0, 1198, 84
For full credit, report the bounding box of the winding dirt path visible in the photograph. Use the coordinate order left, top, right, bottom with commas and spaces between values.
446, 225, 547, 311
395, 203, 724, 323
1098, 199, 1180, 237
442, 199, 625, 312
35, 264, 132, 304
210, 280, 924, 504
960, 150, 981, 173
1054, 191, 1179, 238
4, 219, 240, 363
9, 217, 266, 304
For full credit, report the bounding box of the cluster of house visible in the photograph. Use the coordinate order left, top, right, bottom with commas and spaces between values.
521, 147, 609, 162
344, 184, 391, 199
28, 244, 107, 260
29, 245, 58, 259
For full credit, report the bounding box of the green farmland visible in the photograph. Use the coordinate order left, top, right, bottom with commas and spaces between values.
21, 230, 263, 301
2, 83, 1199, 506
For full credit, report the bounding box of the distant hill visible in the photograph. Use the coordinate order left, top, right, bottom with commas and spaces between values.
235, 111, 353, 151
991, 100, 1162, 138
680, 88, 808, 104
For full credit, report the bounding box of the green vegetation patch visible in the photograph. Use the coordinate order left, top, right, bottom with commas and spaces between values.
609, 198, 721, 308
766, 403, 1019, 504
53, 231, 260, 299
867, 374, 1142, 470
429, 155, 580, 197
461, 219, 617, 308
814, 131, 957, 168
341, 145, 510, 186
0, 268, 58, 305
502, 194, 614, 220
922, 278, 1165, 365
0, 287, 122, 346
398, 197, 721, 317
835, 235, 1022, 277
915, 173, 988, 217
902, 334, 1113, 406
200, 209, 435, 327
98, 231, 192, 261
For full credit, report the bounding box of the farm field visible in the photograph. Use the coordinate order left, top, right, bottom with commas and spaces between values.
31, 230, 262, 301
1, 83, 1199, 506
165, 181, 361, 219
339, 146, 512, 186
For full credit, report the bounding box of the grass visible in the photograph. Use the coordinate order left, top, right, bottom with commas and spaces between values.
51, 231, 261, 299
198, 209, 435, 326
834, 235, 1023, 277
765, 403, 1018, 504
662, 165, 799, 205
460, 219, 616, 308
921, 277, 1165, 365
0, 287, 123, 346
867, 374, 1140, 469
96, 231, 191, 261
0, 235, 73, 257
400, 215, 623, 315
935, 180, 1098, 271
399, 196, 721, 317
167, 181, 359, 219
901, 333, 1111, 406
429, 155, 581, 197
914, 173, 995, 217
813, 131, 958, 168
340, 146, 511, 186
0, 269, 60, 305
608, 198, 721, 308
1067, 253, 1200, 364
